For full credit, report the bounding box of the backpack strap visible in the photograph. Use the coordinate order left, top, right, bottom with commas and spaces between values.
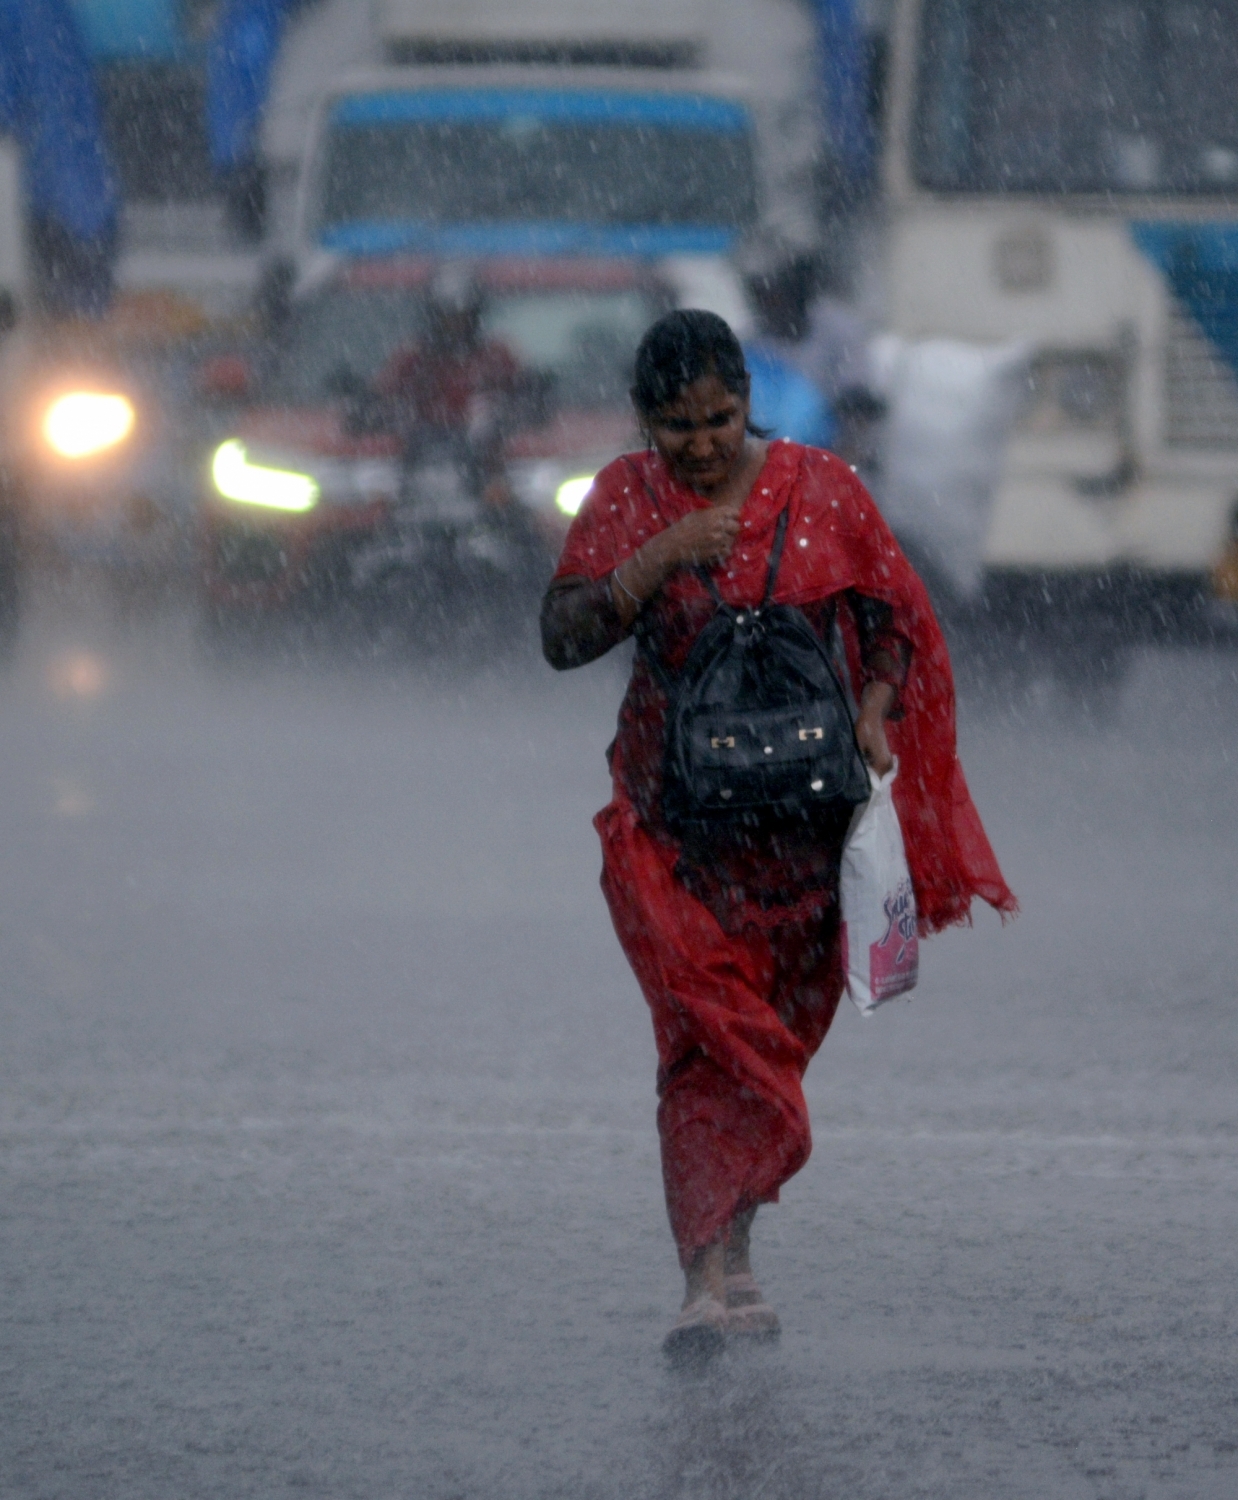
623, 456, 789, 609
760, 507, 791, 609
692, 563, 726, 606
697, 504, 790, 608
623, 461, 791, 687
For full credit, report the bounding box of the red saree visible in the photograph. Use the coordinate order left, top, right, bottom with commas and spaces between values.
554, 440, 1015, 1263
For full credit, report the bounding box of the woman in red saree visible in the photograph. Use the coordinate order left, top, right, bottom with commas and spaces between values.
541, 311, 1015, 1360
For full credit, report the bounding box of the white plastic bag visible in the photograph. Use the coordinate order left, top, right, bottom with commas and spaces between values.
840, 761, 919, 1016
869, 335, 1031, 602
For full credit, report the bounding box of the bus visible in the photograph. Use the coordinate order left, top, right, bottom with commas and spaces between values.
880, 0, 1238, 639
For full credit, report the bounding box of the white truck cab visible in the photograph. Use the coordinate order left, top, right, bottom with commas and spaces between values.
879, 0, 1238, 630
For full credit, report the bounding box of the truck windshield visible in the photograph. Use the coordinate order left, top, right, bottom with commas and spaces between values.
913, 0, 1238, 194
318, 91, 758, 234
267, 288, 427, 404
268, 285, 658, 412
482, 289, 658, 409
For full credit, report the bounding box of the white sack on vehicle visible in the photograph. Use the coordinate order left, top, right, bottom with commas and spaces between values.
840, 761, 919, 1017
870, 336, 1030, 602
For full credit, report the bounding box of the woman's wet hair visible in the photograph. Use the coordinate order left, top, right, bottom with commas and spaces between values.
631, 309, 768, 435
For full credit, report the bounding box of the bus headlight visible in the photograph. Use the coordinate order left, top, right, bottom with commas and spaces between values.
1025, 352, 1121, 431
43, 392, 135, 458
555, 475, 595, 516
211, 440, 320, 513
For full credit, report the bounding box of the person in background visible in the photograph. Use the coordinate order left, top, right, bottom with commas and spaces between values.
541, 310, 1015, 1361
746, 255, 887, 476
744, 258, 836, 449
376, 263, 523, 502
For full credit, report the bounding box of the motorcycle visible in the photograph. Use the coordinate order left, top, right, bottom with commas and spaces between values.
346, 407, 552, 651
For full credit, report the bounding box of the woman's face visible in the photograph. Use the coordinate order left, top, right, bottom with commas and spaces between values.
646, 374, 750, 497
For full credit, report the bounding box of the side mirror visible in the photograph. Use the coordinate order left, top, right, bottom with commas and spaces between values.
197, 354, 255, 403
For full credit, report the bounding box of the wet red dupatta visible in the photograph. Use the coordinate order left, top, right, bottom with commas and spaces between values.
554, 440, 1017, 934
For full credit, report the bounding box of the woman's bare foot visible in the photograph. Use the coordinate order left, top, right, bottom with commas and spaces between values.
664, 1241, 728, 1363
723, 1272, 781, 1339
722, 1207, 780, 1338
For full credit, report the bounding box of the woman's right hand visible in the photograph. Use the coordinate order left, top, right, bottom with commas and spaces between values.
661, 506, 742, 568
610, 505, 742, 626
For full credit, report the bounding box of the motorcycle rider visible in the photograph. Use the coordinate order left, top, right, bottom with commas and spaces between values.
375, 262, 523, 503
360, 263, 550, 620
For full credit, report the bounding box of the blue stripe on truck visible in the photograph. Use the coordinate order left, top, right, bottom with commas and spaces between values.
1131, 222, 1238, 382
319, 221, 739, 257
331, 89, 750, 131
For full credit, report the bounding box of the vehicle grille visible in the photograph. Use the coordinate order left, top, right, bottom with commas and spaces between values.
1164, 303, 1238, 448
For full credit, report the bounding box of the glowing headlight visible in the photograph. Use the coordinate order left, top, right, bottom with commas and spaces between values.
43, 393, 135, 459
555, 475, 595, 517
211, 440, 320, 513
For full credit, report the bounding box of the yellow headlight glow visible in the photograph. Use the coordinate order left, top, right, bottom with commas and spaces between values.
211, 440, 320, 513
43, 393, 135, 459
555, 475, 595, 517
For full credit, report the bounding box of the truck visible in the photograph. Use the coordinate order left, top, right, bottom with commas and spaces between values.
871, 0, 1238, 650
189, 0, 846, 640
268, 0, 830, 288
0, 41, 224, 643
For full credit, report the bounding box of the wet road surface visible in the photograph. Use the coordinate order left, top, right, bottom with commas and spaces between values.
1, 591, 1236, 1500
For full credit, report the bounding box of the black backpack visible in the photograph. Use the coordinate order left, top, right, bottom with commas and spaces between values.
638, 507, 872, 844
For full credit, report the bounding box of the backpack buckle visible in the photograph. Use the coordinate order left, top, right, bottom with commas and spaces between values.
798, 727, 825, 741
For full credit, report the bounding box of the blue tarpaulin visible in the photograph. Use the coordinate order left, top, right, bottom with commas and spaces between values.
809, 0, 874, 186
67, 0, 181, 60
206, 0, 300, 170
0, 0, 117, 239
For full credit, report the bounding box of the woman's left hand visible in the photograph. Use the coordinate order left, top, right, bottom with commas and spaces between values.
855, 682, 896, 777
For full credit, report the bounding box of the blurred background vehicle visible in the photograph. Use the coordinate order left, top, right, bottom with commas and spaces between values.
0, 284, 239, 628
0, 2, 212, 649
196, 1, 837, 646
3, 0, 1237, 668
272, 0, 825, 323
197, 256, 666, 643
877, 0, 1238, 659
265, 0, 828, 263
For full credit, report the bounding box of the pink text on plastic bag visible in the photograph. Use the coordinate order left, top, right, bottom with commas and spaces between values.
869, 876, 919, 1000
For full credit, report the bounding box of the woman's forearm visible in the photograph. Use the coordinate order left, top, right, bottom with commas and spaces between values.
609, 531, 681, 628
859, 679, 897, 719
541, 533, 683, 669
854, 680, 897, 774
851, 593, 912, 711
540, 575, 628, 670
